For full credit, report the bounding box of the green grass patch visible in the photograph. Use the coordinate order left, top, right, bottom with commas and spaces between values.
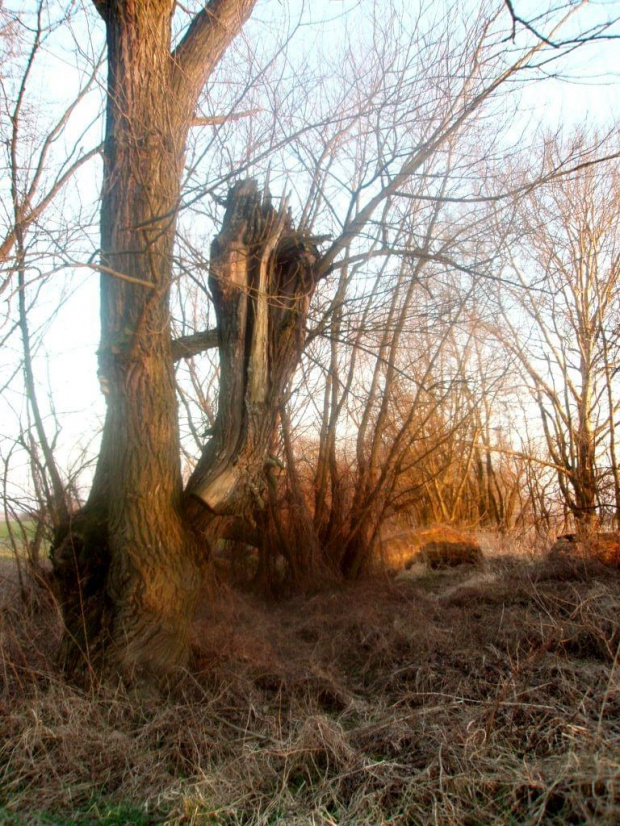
0, 802, 156, 825
0, 519, 37, 556
0, 519, 36, 540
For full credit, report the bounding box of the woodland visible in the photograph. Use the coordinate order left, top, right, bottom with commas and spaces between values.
1, 0, 620, 823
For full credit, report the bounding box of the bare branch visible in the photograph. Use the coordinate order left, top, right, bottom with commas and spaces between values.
172, 328, 219, 361
190, 107, 262, 127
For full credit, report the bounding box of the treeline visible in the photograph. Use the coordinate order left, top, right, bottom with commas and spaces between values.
174, 136, 620, 588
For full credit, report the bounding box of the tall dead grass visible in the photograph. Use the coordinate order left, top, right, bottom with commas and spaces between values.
1, 553, 619, 824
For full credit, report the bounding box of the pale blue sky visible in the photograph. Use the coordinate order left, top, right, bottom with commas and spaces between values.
2, 0, 619, 502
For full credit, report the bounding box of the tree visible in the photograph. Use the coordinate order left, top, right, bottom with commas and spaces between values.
35, 0, 608, 687
52, 0, 259, 683
0, 1, 103, 576
492, 133, 620, 531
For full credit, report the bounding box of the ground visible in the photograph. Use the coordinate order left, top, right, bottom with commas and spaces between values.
1, 535, 619, 824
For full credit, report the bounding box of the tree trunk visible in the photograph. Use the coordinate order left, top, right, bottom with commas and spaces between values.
186, 181, 325, 519
573, 350, 598, 533
49, 1, 323, 687
53, 1, 202, 685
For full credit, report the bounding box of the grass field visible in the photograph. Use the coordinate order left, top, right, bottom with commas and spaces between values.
1, 544, 619, 824
0, 519, 38, 557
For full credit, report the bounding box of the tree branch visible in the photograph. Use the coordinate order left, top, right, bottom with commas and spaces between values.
503, 0, 619, 47
190, 107, 262, 127
171, 329, 219, 361
171, 0, 258, 108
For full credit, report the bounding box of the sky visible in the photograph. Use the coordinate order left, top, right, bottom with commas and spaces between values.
1, 0, 620, 507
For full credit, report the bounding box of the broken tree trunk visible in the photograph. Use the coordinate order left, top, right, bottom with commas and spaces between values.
186, 181, 326, 523
52, 178, 326, 685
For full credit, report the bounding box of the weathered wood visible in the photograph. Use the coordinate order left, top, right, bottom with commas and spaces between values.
186, 181, 326, 518
171, 329, 219, 361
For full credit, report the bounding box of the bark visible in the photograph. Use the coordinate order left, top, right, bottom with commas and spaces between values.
53, 0, 195, 684
186, 181, 326, 519
172, 329, 219, 361
52, 0, 256, 688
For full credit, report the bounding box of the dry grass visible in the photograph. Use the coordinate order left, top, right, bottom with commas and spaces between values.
382, 526, 484, 571
550, 532, 620, 570
1, 548, 620, 825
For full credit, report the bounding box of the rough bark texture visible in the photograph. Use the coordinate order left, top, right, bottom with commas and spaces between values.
52, 0, 257, 687
186, 181, 326, 519
53, 0, 196, 685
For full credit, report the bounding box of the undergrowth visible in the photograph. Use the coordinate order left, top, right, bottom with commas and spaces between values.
1, 552, 619, 824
